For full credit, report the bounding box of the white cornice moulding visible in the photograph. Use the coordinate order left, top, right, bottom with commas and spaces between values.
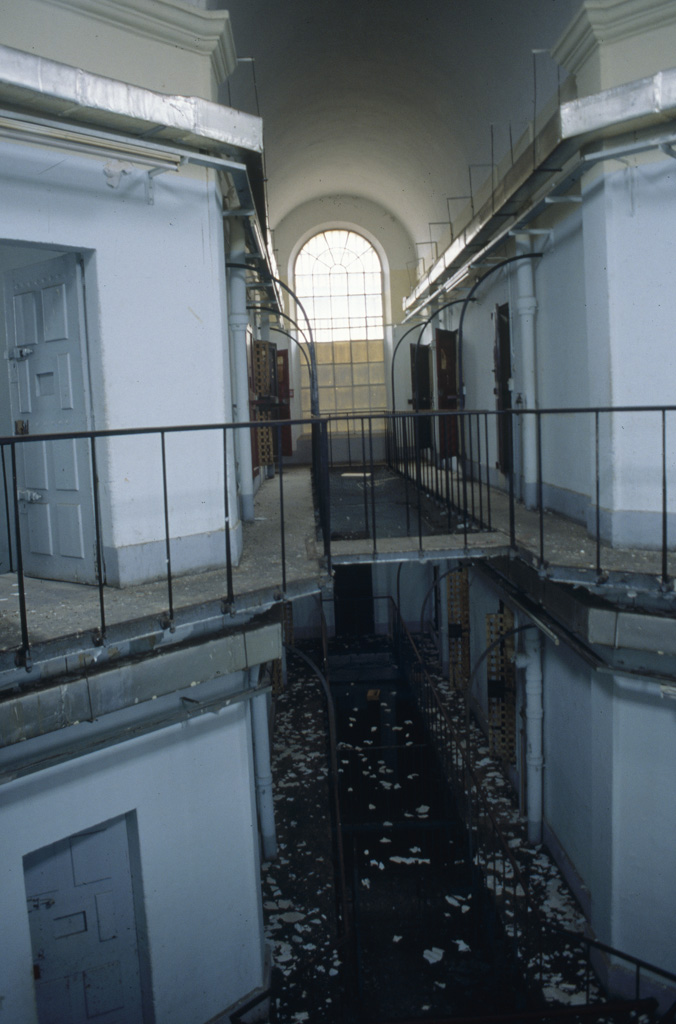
41, 0, 238, 81
553, 0, 676, 78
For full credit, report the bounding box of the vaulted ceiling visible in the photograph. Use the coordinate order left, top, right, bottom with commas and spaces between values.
222, 1, 579, 249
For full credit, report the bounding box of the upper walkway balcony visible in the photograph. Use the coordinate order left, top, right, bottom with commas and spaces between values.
1, 407, 675, 684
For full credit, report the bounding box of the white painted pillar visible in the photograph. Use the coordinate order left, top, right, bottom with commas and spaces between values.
251, 674, 277, 861
514, 234, 539, 509
228, 219, 255, 522
517, 629, 544, 844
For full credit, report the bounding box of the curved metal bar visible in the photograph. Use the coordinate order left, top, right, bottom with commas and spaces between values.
228, 261, 320, 415
246, 303, 310, 348
268, 325, 312, 374
284, 643, 350, 942
412, 296, 472, 420
390, 322, 423, 414
457, 253, 543, 410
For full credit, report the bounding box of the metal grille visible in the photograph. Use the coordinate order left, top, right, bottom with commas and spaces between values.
447, 568, 470, 690
486, 608, 516, 763
252, 340, 274, 465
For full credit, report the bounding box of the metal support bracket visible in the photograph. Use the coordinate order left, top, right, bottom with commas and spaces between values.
145, 157, 185, 205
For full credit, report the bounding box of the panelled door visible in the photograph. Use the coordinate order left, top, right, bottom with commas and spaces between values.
409, 343, 433, 449
4, 254, 97, 583
435, 328, 459, 459
24, 817, 145, 1024
493, 303, 512, 475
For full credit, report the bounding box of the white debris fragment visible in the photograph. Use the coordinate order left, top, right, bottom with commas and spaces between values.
423, 947, 444, 964
454, 939, 471, 953
392, 935, 402, 943
416, 805, 430, 815
390, 855, 431, 865
445, 895, 460, 907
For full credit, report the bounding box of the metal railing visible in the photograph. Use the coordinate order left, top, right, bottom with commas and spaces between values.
320, 406, 675, 585
387, 601, 676, 1018
2, 404, 675, 668
0, 416, 323, 669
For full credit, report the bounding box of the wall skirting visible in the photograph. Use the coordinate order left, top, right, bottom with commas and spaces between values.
103, 523, 243, 587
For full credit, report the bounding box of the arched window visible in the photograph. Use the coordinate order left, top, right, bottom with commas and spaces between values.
294, 229, 386, 417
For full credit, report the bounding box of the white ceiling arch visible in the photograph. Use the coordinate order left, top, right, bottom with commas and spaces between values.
223, 0, 579, 249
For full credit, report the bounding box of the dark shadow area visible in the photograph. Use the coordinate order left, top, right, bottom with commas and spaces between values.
330, 636, 534, 1022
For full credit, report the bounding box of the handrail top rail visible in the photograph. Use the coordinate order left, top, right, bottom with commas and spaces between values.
1, 404, 675, 446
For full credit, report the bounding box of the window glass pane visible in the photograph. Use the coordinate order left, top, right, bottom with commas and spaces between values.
294, 229, 383, 344
294, 229, 386, 420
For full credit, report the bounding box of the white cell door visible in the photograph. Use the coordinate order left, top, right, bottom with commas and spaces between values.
4, 254, 97, 583
24, 818, 146, 1024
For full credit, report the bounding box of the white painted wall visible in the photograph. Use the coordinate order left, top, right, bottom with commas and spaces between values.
0, 137, 241, 583
1, 0, 233, 102
609, 674, 676, 977
0, 681, 265, 1024
542, 641, 593, 898
466, 568, 503, 724
581, 155, 676, 546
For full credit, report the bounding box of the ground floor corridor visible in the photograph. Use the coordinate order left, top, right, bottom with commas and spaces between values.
262, 637, 596, 1023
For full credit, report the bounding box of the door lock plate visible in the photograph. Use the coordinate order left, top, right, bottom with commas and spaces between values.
8, 346, 35, 361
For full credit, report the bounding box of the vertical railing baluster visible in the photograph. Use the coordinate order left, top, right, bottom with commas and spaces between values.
322, 420, 332, 573
89, 435, 106, 642
537, 412, 544, 570
595, 411, 601, 579
403, 417, 411, 536
416, 415, 423, 552
434, 415, 440, 500
509, 413, 516, 549
468, 413, 476, 523
485, 413, 492, 530
361, 417, 369, 539
460, 414, 469, 547
444, 417, 452, 530
160, 430, 174, 629
476, 414, 484, 528
1, 445, 14, 572
662, 409, 668, 586
10, 441, 31, 668
369, 417, 377, 553
278, 423, 286, 592
222, 427, 234, 607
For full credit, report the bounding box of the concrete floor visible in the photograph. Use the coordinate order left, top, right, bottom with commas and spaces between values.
0, 465, 671, 659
